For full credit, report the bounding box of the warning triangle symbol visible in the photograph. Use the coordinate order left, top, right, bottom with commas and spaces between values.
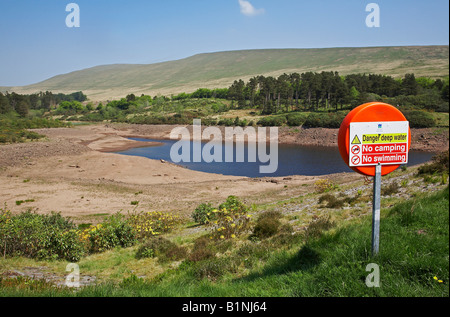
351, 135, 361, 145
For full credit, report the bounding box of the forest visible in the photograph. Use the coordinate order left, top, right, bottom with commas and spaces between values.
196, 72, 449, 114
0, 91, 87, 117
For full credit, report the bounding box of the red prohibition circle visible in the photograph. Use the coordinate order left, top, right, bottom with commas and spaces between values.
351, 145, 360, 155
338, 102, 411, 177
351, 155, 361, 165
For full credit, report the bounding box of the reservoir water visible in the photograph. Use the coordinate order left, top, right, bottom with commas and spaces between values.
115, 138, 435, 178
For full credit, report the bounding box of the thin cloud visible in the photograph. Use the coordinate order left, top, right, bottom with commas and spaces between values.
238, 0, 265, 17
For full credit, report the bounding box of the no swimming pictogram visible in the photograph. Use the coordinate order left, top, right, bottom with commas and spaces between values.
351, 155, 361, 165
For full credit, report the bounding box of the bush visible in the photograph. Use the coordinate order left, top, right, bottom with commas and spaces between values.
209, 196, 252, 240
0, 116, 69, 144
314, 179, 337, 193
318, 194, 345, 208
48, 229, 86, 262
163, 244, 188, 262
257, 115, 287, 127
188, 236, 216, 262
135, 237, 186, 262
304, 216, 335, 241
128, 211, 180, 240
0, 208, 181, 261
269, 224, 299, 247
0, 210, 85, 261
82, 213, 136, 253
192, 203, 215, 225
286, 112, 308, 127
136, 237, 172, 259
42, 211, 76, 231
403, 110, 436, 128
303, 112, 347, 128
218, 195, 249, 215
418, 150, 449, 175
381, 182, 400, 196
201, 196, 251, 240
251, 211, 282, 239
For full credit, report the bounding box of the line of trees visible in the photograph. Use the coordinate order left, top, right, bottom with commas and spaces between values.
0, 91, 87, 117
227, 72, 449, 114
173, 72, 448, 114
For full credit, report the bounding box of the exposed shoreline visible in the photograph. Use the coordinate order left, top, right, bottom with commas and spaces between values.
0, 123, 447, 219
102, 123, 448, 153
1, 123, 446, 169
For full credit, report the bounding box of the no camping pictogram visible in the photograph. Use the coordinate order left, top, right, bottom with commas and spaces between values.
351, 144, 361, 155
351, 155, 361, 165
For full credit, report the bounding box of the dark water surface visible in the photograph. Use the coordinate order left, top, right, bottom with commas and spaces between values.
115, 138, 435, 178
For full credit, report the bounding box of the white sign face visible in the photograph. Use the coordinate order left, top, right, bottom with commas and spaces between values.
349, 121, 409, 167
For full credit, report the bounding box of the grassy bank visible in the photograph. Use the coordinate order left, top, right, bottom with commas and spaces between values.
0, 114, 70, 144
1, 183, 448, 297
80, 186, 449, 297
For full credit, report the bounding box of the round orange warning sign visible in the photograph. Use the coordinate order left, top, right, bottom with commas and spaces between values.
338, 102, 411, 176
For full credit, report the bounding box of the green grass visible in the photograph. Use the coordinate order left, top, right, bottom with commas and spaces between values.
431, 112, 449, 128
1, 186, 447, 297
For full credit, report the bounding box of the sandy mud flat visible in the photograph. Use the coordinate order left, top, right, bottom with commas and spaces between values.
0, 124, 447, 220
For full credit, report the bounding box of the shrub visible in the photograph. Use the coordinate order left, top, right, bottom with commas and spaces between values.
314, 179, 337, 193
128, 211, 180, 240
82, 213, 136, 253
303, 112, 347, 128
319, 192, 360, 208
381, 182, 400, 196
49, 229, 86, 262
418, 150, 449, 175
218, 118, 234, 126
304, 216, 335, 241
251, 211, 282, 239
269, 224, 299, 247
218, 195, 249, 214
188, 236, 216, 262
209, 196, 252, 240
257, 115, 287, 127
318, 194, 345, 208
0, 210, 84, 261
192, 203, 215, 225
135, 237, 185, 261
0, 116, 69, 144
42, 211, 76, 230
286, 112, 308, 127
318, 194, 334, 204
161, 244, 187, 262
403, 110, 436, 128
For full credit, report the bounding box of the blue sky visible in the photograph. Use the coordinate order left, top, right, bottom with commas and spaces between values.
0, 0, 448, 86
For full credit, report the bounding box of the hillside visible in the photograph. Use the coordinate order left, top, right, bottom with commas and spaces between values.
2, 45, 449, 101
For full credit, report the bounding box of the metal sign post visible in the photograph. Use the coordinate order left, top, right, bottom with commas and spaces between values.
372, 163, 382, 256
